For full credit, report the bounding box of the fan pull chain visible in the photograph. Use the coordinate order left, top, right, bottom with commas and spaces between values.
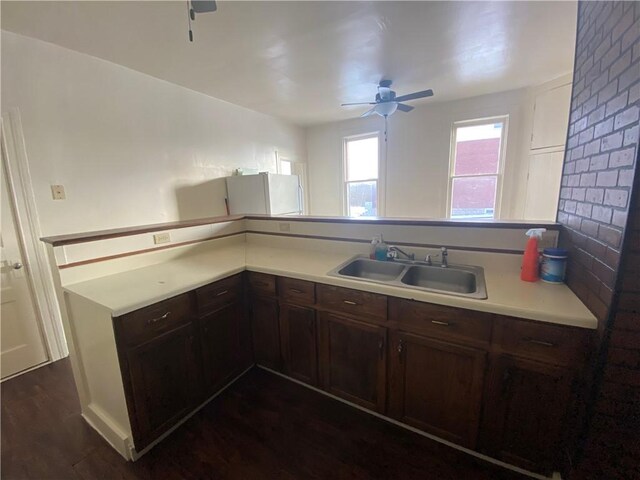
384, 115, 388, 143
187, 1, 194, 42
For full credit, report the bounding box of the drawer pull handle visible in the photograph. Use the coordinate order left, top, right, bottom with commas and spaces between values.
431, 320, 451, 327
216, 290, 229, 297
527, 338, 555, 347
397, 339, 405, 355
342, 300, 359, 306
147, 311, 171, 325
290, 288, 304, 294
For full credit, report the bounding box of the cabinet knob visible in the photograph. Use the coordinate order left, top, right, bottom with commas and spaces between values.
13, 262, 23, 270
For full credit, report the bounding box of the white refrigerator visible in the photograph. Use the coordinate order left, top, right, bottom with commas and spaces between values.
225, 173, 302, 215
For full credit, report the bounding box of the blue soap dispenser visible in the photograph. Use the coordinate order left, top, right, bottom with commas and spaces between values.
375, 234, 389, 261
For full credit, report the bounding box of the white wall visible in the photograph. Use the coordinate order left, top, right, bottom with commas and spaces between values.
1, 31, 307, 236
306, 83, 569, 220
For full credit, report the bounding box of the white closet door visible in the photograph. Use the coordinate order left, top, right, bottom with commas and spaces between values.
523, 151, 565, 221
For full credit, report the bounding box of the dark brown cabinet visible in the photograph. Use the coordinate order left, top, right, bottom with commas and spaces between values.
199, 301, 251, 397
250, 295, 281, 371
115, 275, 252, 451
388, 331, 487, 448
124, 322, 200, 450
279, 303, 318, 385
318, 311, 387, 412
112, 271, 591, 473
480, 355, 575, 474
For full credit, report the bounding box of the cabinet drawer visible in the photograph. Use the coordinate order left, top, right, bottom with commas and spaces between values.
279, 277, 315, 305
317, 284, 387, 321
493, 316, 590, 366
195, 274, 242, 314
116, 294, 192, 347
390, 298, 492, 346
247, 272, 276, 296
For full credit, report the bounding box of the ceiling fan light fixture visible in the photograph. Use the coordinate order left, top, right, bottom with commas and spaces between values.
374, 102, 398, 117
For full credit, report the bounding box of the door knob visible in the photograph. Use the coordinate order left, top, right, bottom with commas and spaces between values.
13, 262, 23, 270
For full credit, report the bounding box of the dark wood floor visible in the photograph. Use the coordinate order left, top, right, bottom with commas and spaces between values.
1, 359, 527, 479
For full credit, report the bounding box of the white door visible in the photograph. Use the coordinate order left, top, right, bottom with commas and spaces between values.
530, 83, 572, 150
523, 150, 565, 221
1, 157, 48, 379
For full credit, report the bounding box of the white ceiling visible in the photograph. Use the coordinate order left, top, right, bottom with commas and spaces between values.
1, 1, 577, 126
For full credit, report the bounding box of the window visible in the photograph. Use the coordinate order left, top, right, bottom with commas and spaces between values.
343, 133, 379, 217
279, 160, 292, 175
448, 118, 507, 219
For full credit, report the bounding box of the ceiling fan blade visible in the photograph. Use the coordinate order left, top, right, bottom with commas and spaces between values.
361, 108, 376, 117
394, 89, 434, 103
341, 102, 376, 106
396, 103, 414, 113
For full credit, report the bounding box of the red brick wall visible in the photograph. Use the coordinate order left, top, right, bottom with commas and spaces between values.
557, 0, 639, 334
561, 2, 640, 478
574, 155, 640, 479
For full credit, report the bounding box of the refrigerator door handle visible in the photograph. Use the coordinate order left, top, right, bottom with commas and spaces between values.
297, 183, 304, 214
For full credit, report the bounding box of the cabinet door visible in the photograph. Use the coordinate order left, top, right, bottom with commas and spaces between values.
318, 312, 387, 412
126, 323, 200, 449
530, 83, 571, 150
480, 355, 574, 474
250, 295, 281, 371
523, 151, 565, 221
279, 303, 318, 385
199, 302, 250, 397
388, 332, 486, 448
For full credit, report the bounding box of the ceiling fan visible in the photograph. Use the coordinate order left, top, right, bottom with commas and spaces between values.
341, 80, 434, 117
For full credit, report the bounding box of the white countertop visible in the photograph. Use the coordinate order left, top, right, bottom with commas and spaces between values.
63, 243, 597, 329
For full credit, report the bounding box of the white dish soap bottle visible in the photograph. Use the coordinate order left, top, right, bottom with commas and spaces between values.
369, 235, 380, 259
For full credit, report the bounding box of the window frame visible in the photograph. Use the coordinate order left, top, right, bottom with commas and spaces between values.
342, 131, 383, 217
446, 116, 509, 220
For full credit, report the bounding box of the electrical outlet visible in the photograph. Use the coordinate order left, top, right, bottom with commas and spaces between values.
279, 223, 291, 232
153, 232, 171, 244
51, 185, 66, 200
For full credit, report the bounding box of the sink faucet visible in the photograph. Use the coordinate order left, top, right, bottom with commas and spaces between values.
387, 246, 415, 261
440, 247, 449, 268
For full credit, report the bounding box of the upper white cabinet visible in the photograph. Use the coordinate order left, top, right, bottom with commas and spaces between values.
530, 83, 572, 150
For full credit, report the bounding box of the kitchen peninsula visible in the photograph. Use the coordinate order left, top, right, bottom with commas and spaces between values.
42, 215, 596, 478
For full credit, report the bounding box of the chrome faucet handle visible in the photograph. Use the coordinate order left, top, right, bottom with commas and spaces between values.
424, 253, 439, 266
440, 247, 449, 268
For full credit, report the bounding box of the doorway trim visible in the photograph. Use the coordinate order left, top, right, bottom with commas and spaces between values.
2, 109, 68, 362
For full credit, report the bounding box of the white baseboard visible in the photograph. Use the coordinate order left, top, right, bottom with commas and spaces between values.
82, 402, 132, 460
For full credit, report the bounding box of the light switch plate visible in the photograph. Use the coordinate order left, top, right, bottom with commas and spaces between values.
153, 232, 171, 244
51, 185, 66, 200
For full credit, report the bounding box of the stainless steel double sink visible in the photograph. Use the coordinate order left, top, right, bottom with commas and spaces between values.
328, 256, 487, 300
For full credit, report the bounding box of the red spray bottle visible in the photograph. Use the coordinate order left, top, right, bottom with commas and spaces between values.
521, 229, 546, 282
